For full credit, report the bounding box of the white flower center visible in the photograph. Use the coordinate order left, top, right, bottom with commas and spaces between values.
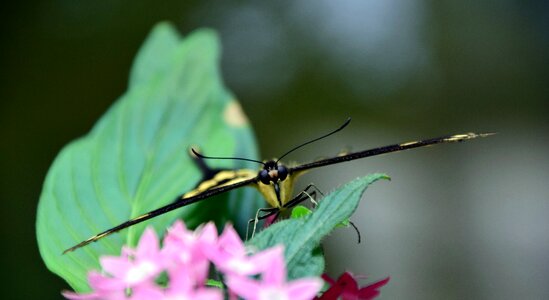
259, 287, 288, 300
178, 251, 191, 264
126, 260, 157, 284
227, 258, 254, 274
164, 295, 190, 300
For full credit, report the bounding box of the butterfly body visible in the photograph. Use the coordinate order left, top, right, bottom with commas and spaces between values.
186, 154, 307, 209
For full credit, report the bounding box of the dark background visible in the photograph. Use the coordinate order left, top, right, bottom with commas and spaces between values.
1, 1, 548, 299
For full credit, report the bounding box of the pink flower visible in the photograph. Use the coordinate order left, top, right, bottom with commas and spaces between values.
206, 224, 266, 276
162, 221, 218, 286
62, 222, 226, 300
315, 272, 390, 300
128, 273, 223, 300
63, 228, 164, 300
63, 221, 324, 300
225, 246, 323, 300
159, 269, 222, 300
62, 271, 128, 300
100, 227, 163, 287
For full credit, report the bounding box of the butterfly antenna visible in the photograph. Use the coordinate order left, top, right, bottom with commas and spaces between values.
191, 148, 265, 166
276, 117, 352, 163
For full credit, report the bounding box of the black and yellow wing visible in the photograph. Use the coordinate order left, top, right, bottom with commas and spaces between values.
63, 173, 257, 254
289, 132, 493, 174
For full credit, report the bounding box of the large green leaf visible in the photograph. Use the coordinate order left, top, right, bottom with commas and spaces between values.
36, 22, 260, 292
248, 174, 389, 280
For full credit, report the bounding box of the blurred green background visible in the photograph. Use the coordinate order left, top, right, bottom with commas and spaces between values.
1, 1, 548, 299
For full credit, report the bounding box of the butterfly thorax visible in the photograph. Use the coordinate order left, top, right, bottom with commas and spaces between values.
256, 160, 297, 208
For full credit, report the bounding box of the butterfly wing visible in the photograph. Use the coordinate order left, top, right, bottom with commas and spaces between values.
63, 175, 257, 254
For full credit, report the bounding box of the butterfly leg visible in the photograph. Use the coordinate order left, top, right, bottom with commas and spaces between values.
246, 207, 279, 240
284, 184, 361, 243
283, 183, 324, 209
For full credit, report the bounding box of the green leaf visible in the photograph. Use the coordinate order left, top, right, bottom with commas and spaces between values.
36, 23, 260, 292
247, 173, 389, 280
290, 205, 312, 219
128, 23, 180, 88
206, 279, 224, 289
291, 205, 351, 229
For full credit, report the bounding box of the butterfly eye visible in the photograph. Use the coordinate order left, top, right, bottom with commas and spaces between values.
259, 169, 270, 185
277, 165, 288, 181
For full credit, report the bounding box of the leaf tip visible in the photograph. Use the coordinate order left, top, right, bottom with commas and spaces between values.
367, 173, 391, 182
150, 21, 179, 37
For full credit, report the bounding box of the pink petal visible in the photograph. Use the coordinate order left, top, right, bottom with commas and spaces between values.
207, 224, 251, 274
126, 260, 162, 285
167, 266, 194, 293
162, 240, 192, 265
99, 256, 132, 279
193, 288, 224, 300
192, 259, 211, 284
251, 245, 285, 284
61, 291, 101, 300
170, 220, 187, 234
120, 246, 135, 257
162, 238, 209, 285
136, 227, 160, 258
198, 222, 218, 245
202, 245, 225, 268
218, 224, 245, 255
226, 275, 261, 300
131, 284, 165, 300
165, 220, 193, 245
87, 271, 125, 291
286, 278, 324, 300
62, 279, 128, 300
221, 256, 260, 276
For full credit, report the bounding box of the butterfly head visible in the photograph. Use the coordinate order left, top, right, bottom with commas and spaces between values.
258, 160, 288, 185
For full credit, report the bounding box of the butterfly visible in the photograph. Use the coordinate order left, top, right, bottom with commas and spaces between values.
63, 118, 492, 253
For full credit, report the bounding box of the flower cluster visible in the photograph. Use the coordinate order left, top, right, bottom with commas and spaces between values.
63, 221, 323, 300
315, 272, 390, 300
